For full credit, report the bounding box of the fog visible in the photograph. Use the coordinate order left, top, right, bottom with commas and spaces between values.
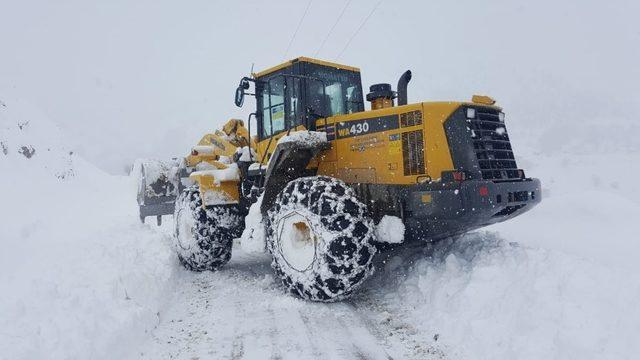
1, 0, 638, 173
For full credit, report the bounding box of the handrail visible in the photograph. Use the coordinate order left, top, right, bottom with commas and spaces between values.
246, 112, 257, 162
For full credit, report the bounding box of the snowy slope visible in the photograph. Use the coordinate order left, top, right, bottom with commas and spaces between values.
365, 232, 640, 359
0, 95, 76, 180
0, 96, 175, 360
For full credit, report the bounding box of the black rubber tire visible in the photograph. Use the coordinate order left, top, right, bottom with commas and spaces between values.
173, 187, 243, 271
266, 176, 377, 302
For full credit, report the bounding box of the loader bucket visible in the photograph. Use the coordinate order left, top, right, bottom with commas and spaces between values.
135, 159, 181, 225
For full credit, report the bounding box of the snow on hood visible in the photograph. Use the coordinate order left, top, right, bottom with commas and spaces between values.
277, 130, 327, 147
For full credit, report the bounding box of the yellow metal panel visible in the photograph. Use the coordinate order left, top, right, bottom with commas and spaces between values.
317, 161, 337, 177
336, 168, 376, 183
314, 102, 461, 185
185, 132, 239, 167
422, 102, 459, 182
189, 174, 240, 204
254, 102, 463, 186
471, 95, 496, 105
252, 60, 293, 78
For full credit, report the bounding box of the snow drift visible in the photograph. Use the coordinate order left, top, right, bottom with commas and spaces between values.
0, 95, 175, 360
367, 231, 640, 359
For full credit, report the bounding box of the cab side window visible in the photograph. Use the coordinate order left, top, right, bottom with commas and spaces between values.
260, 75, 304, 138
261, 77, 285, 138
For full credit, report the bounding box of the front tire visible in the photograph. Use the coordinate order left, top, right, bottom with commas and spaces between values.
266, 176, 377, 301
173, 187, 243, 271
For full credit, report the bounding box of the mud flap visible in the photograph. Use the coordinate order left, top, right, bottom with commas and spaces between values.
260, 138, 329, 214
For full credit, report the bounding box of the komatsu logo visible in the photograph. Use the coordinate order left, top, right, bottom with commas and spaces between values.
335, 115, 399, 139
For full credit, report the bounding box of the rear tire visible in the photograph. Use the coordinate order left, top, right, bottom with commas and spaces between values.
173, 187, 243, 271
266, 176, 377, 302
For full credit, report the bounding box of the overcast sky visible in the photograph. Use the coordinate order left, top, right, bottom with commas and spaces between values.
1, 0, 638, 173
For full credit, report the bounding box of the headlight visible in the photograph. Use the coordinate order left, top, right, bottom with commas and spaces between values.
499, 112, 505, 122
466, 108, 476, 119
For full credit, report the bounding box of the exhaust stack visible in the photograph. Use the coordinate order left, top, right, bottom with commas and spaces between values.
397, 70, 412, 106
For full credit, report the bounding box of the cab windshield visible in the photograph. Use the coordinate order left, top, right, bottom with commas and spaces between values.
306, 64, 364, 117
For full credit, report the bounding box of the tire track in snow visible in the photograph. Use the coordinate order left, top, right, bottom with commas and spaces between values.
135, 247, 442, 359
263, 305, 283, 360
346, 245, 450, 360
297, 302, 392, 360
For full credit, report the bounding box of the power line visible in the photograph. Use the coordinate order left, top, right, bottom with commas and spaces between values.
283, 0, 314, 60
314, 0, 353, 57
335, 0, 383, 61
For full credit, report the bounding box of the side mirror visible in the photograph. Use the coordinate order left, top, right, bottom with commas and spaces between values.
234, 86, 245, 107
234, 79, 251, 108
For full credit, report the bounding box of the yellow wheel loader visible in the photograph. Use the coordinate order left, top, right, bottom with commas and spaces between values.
136, 57, 541, 301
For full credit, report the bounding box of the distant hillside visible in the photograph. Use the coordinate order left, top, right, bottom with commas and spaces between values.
0, 94, 76, 180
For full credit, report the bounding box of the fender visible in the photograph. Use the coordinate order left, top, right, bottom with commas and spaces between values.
260, 131, 329, 214
189, 162, 241, 206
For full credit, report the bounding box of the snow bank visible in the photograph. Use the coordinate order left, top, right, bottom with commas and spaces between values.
375, 215, 405, 244
370, 232, 640, 360
489, 152, 640, 269
0, 95, 176, 360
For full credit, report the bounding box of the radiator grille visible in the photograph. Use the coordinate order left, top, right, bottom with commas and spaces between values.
467, 107, 520, 181
400, 110, 422, 127
402, 130, 425, 175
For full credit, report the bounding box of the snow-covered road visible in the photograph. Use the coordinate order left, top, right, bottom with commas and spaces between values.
137, 244, 444, 360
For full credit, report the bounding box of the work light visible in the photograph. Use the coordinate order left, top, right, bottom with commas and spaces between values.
466, 108, 476, 119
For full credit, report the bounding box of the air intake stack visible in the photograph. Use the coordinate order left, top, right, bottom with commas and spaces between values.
366, 83, 396, 110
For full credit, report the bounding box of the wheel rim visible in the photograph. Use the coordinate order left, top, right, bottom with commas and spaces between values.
276, 211, 317, 272
175, 204, 195, 250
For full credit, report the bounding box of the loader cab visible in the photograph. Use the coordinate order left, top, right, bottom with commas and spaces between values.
252, 57, 365, 140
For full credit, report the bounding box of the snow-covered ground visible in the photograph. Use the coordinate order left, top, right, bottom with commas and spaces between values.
2, 93, 639, 360
0, 97, 175, 359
